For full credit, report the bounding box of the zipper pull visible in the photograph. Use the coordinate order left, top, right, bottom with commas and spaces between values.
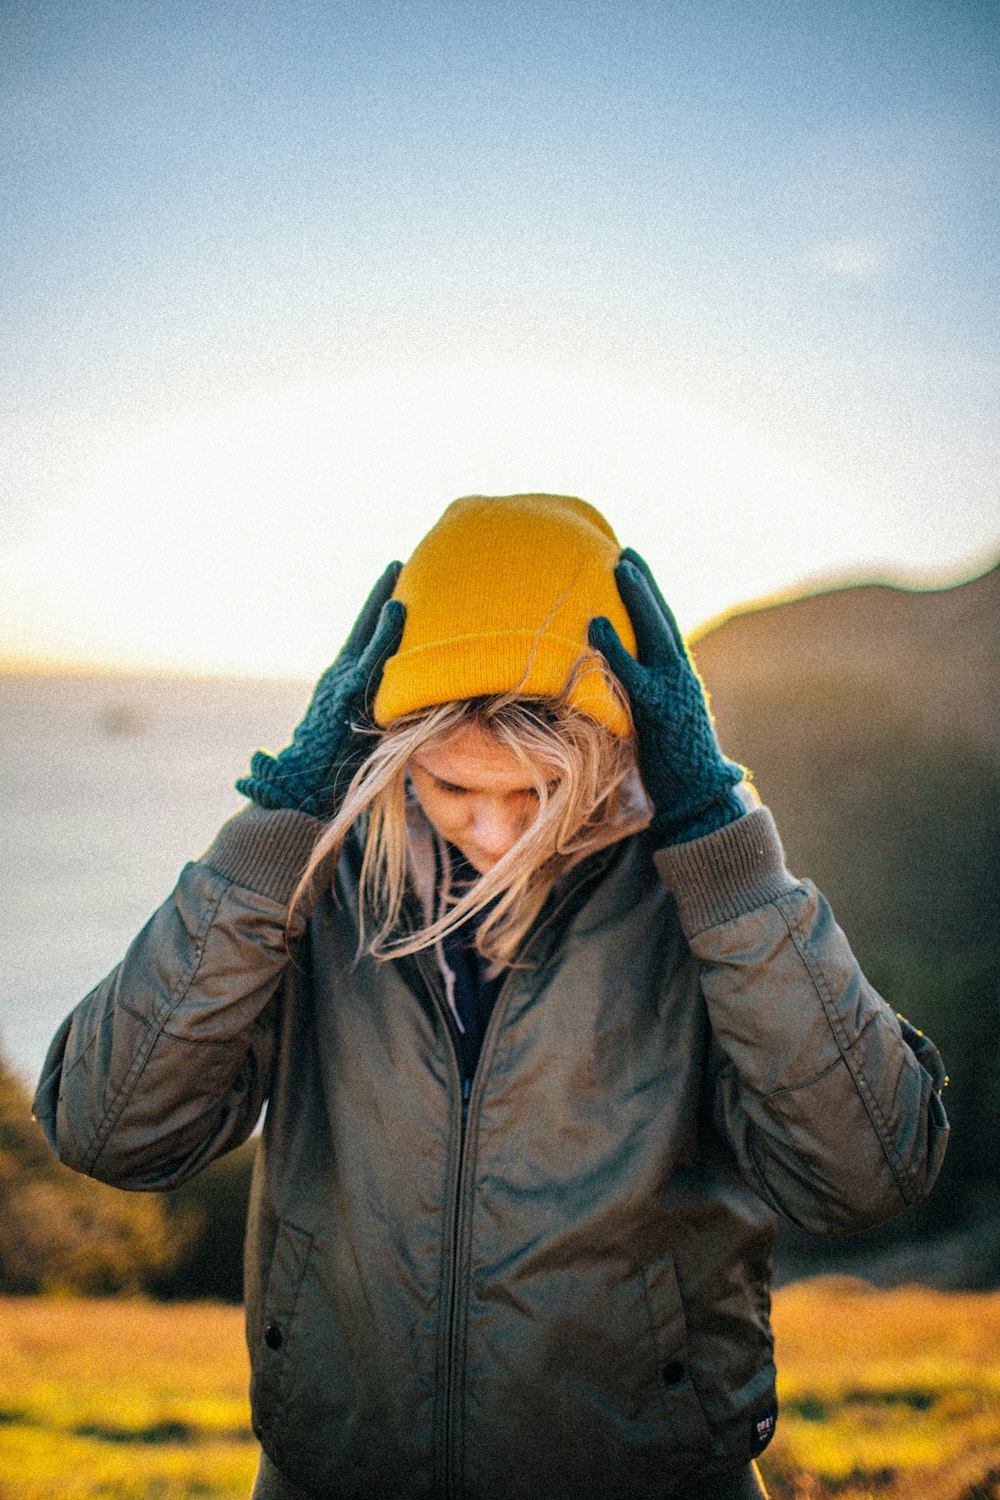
461, 1075, 472, 1127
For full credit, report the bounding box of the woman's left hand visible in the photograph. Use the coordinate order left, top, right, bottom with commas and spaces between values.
588, 548, 747, 846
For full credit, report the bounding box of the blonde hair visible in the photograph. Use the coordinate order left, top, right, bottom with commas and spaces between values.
290, 663, 649, 972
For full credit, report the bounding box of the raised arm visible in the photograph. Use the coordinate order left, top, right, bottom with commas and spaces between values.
591, 549, 948, 1232
34, 565, 405, 1191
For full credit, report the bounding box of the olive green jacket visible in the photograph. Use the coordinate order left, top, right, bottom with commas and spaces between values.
34, 805, 948, 1500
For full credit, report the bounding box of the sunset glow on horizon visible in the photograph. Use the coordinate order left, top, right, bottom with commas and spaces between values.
3, 2, 997, 679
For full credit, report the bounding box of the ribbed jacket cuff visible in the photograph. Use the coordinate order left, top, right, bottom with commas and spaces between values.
653, 806, 797, 936
200, 806, 325, 905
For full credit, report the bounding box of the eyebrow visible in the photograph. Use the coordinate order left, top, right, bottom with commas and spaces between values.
412, 762, 558, 796
431, 773, 470, 793
409, 760, 470, 792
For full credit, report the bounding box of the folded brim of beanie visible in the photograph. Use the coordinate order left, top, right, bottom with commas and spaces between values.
372, 493, 638, 736
377, 630, 631, 735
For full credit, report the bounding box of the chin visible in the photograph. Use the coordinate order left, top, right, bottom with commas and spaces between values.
462, 848, 501, 873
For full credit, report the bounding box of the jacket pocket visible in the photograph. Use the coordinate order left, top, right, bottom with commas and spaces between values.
641, 1251, 714, 1456
251, 1219, 315, 1445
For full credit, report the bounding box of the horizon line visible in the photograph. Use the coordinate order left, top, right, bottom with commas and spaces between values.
3, 548, 997, 682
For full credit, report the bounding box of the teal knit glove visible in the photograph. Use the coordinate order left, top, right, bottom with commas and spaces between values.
588, 549, 746, 847
236, 563, 405, 818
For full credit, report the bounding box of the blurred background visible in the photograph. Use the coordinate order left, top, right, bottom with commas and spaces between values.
1, 3, 998, 1494
3, 0, 998, 1298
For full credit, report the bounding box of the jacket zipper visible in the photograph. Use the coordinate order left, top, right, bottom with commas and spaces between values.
441, 972, 521, 1500
412, 948, 511, 1500
444, 1073, 473, 1499
413, 852, 615, 1498
408, 949, 469, 1499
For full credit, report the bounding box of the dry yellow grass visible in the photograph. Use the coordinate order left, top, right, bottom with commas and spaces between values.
0, 1298, 255, 1499
1, 1280, 999, 1498
761, 1278, 1000, 1499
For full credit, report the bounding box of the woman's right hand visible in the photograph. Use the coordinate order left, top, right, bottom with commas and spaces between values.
236, 562, 405, 818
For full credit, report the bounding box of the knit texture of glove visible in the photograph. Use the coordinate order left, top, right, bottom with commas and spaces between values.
588, 549, 746, 847
236, 563, 405, 818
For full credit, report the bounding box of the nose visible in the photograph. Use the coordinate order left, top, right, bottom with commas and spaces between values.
471, 798, 523, 861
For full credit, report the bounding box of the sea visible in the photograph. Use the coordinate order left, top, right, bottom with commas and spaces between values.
0, 670, 311, 1090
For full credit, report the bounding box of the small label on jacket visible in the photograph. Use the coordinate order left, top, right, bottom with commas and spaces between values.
750, 1402, 778, 1456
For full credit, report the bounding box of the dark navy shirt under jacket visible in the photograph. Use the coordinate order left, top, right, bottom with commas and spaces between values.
440, 846, 505, 1084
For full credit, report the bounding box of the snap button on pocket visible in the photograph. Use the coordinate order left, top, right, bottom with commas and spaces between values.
662, 1359, 686, 1386
264, 1322, 283, 1350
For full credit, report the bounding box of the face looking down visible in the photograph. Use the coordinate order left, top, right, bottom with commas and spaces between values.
407, 723, 560, 873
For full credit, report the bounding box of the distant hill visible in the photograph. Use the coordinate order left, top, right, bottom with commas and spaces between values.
691, 561, 1000, 1287
693, 561, 1000, 766
689, 560, 1000, 955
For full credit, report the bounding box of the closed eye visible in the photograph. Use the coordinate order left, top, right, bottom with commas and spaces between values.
429, 776, 559, 797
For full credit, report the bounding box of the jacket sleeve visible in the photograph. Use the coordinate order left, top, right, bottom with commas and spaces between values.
32, 806, 322, 1191
654, 807, 950, 1234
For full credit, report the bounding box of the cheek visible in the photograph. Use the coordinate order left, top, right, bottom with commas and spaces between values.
508, 794, 541, 835
413, 784, 465, 838
434, 797, 464, 833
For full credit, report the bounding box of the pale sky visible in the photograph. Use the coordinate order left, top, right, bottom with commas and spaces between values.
2, 0, 997, 677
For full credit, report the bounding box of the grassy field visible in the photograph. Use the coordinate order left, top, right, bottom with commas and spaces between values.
1, 1279, 999, 1499
763, 1278, 1000, 1499
0, 1299, 254, 1500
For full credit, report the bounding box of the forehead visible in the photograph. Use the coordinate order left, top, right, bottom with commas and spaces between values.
410, 723, 555, 791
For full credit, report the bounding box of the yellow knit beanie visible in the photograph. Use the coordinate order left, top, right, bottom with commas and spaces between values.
373, 494, 637, 735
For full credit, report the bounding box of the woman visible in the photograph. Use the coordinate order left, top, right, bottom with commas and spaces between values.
35, 494, 948, 1500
